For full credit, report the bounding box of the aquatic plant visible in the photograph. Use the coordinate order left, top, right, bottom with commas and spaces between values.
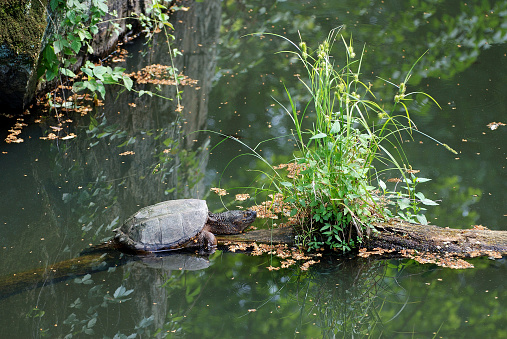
240, 27, 447, 252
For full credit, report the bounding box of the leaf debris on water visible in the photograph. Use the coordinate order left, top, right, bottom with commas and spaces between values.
486, 121, 505, 130
210, 187, 228, 196
227, 242, 321, 271
235, 193, 250, 201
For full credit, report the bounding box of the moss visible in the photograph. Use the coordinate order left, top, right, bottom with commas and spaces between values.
0, 0, 47, 59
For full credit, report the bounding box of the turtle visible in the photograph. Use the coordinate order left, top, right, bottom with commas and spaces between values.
113, 199, 257, 253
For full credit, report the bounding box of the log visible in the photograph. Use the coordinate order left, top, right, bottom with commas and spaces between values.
0, 252, 124, 300
216, 219, 507, 257
217, 227, 295, 246
2, 220, 505, 300
367, 219, 507, 256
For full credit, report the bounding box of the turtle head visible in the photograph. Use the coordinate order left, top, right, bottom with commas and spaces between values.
236, 209, 257, 230
208, 209, 257, 234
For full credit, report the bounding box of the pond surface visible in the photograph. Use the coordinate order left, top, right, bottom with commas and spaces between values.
1, 1, 506, 337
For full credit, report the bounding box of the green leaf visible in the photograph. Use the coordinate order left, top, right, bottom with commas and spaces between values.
93, 66, 107, 81
67, 10, 78, 24
118, 137, 136, 147
60, 68, 76, 77
414, 192, 439, 205
74, 274, 92, 284
113, 66, 126, 74
46, 68, 58, 81
97, 83, 106, 99
84, 80, 98, 92
330, 120, 341, 134
69, 298, 82, 309
310, 133, 327, 140
87, 317, 97, 328
77, 29, 87, 40
84, 328, 94, 335
49, 0, 59, 10
163, 138, 173, 147
420, 198, 439, 206
416, 214, 428, 224
102, 73, 119, 85
43, 44, 58, 64
53, 39, 68, 54
96, 0, 109, 12
72, 81, 86, 93
88, 116, 98, 130
139, 90, 153, 97
70, 39, 81, 54
397, 198, 411, 210
97, 132, 111, 138
123, 76, 133, 91
81, 67, 94, 77
86, 43, 94, 54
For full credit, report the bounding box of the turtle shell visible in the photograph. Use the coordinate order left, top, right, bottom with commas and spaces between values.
114, 199, 208, 252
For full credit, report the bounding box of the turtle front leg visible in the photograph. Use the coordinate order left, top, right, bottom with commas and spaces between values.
198, 228, 217, 253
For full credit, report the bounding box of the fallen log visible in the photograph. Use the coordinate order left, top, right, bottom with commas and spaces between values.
367, 219, 507, 255
1, 219, 505, 300
217, 226, 295, 246
217, 219, 507, 257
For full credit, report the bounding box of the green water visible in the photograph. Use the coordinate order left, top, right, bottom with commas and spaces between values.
0, 0, 506, 337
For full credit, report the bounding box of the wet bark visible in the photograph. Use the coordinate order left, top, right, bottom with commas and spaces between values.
1, 219, 505, 300
216, 220, 507, 256
366, 219, 507, 255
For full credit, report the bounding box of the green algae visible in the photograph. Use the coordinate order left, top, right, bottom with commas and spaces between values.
0, 0, 47, 59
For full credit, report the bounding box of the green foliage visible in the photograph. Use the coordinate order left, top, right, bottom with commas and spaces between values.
261, 28, 443, 252
39, 0, 178, 101
72, 61, 131, 99
378, 173, 437, 224
41, 0, 110, 81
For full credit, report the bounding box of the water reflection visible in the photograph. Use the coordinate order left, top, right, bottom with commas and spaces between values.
0, 0, 506, 337
1, 0, 222, 336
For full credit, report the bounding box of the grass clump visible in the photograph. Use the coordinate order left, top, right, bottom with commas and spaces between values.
256, 27, 442, 252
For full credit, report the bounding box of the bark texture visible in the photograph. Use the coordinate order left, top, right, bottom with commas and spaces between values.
217, 220, 507, 256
